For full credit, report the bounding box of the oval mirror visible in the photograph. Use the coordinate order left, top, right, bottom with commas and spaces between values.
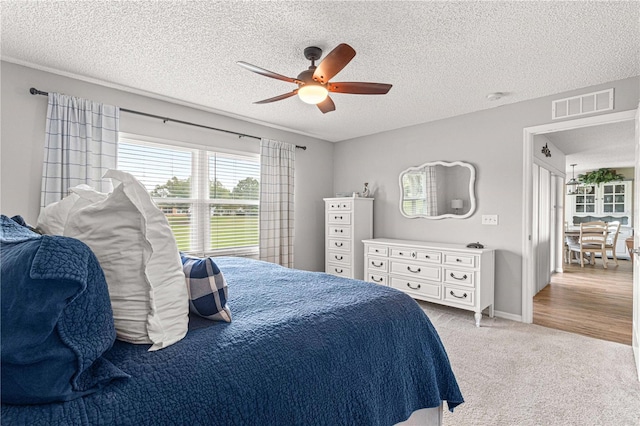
399, 161, 476, 219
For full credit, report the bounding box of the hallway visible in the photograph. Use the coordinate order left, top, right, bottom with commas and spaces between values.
533, 259, 633, 345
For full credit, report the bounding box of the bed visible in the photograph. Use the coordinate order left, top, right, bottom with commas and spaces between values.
1, 215, 463, 425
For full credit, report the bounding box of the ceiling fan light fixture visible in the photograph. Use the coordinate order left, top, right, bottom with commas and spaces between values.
298, 84, 328, 104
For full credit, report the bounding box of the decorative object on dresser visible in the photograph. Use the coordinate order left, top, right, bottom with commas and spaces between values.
399, 161, 476, 220
363, 238, 495, 327
362, 182, 371, 198
325, 197, 373, 280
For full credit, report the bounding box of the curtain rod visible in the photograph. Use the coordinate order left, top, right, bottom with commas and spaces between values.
29, 87, 307, 150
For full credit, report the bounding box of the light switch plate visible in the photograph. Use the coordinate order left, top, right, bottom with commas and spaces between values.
482, 215, 498, 225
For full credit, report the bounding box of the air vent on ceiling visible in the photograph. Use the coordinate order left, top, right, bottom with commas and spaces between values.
551, 88, 614, 120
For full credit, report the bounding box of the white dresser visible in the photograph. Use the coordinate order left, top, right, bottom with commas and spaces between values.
362, 238, 495, 327
324, 197, 374, 280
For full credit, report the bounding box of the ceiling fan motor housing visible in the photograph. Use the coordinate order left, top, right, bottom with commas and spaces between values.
296, 69, 317, 86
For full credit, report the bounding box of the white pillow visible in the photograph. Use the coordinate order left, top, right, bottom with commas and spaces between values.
36, 192, 80, 235
64, 170, 189, 351
37, 185, 107, 235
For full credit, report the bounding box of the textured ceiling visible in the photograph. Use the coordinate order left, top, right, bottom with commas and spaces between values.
546, 120, 636, 175
1, 1, 638, 145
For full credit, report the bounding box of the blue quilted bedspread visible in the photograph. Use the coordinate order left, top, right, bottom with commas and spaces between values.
2, 256, 463, 425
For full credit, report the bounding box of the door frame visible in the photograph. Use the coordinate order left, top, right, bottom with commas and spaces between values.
522, 109, 637, 323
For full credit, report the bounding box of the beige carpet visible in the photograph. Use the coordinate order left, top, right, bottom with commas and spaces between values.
418, 302, 640, 426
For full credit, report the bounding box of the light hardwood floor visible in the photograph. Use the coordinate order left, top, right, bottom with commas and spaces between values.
533, 258, 633, 345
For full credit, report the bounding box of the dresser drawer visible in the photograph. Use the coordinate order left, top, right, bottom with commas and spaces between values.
328, 226, 351, 238
391, 277, 441, 300
390, 260, 440, 281
327, 200, 352, 211
367, 256, 389, 272
390, 247, 417, 259
416, 250, 441, 264
367, 245, 389, 256
327, 265, 352, 277
367, 273, 388, 286
328, 251, 351, 266
443, 286, 475, 307
328, 239, 351, 251
327, 212, 351, 225
443, 253, 476, 268
444, 268, 475, 287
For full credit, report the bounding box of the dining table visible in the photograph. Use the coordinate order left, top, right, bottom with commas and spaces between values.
564, 230, 580, 263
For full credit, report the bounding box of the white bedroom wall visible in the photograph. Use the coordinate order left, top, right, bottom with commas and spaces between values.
0, 61, 334, 272
333, 76, 639, 318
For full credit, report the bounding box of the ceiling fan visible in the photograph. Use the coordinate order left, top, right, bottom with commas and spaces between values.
237, 43, 392, 114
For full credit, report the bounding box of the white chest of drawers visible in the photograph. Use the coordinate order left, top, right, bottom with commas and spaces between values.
324, 197, 373, 280
363, 238, 495, 327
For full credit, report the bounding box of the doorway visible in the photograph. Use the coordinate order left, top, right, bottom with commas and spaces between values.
522, 109, 637, 331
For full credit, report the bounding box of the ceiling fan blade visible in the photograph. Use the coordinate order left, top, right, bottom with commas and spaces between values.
327, 82, 392, 95
317, 96, 336, 114
312, 43, 356, 84
237, 61, 300, 84
254, 90, 298, 104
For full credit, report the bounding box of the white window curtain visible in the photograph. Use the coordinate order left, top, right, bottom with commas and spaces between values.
259, 139, 295, 267
425, 165, 438, 216
41, 92, 119, 207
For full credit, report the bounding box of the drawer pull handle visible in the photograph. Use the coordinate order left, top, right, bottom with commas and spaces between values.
334, 229, 343, 233
372, 261, 384, 267
456, 258, 462, 262
399, 252, 404, 256
450, 273, 468, 280
407, 266, 421, 273
407, 282, 421, 290
450, 291, 468, 299
335, 242, 343, 247
335, 268, 343, 273
372, 276, 383, 283
424, 255, 430, 259
335, 255, 343, 260
334, 216, 343, 220
411, 252, 416, 258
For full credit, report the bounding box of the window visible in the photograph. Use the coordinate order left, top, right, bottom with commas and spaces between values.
118, 136, 260, 256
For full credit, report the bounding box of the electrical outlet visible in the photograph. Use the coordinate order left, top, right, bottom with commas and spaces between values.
482, 215, 498, 225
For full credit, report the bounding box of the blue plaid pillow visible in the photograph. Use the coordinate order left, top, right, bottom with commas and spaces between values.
180, 254, 231, 322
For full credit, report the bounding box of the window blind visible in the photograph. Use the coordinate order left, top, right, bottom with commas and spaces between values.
118, 137, 260, 256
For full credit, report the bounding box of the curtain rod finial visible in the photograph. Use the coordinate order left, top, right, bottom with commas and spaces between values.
30, 87, 48, 96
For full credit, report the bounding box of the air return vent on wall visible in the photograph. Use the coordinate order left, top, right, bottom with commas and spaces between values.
551, 88, 614, 120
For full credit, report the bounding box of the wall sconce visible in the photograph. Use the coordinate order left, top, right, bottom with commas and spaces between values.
451, 199, 463, 214
541, 143, 552, 157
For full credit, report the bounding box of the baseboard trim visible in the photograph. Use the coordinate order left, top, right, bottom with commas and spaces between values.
494, 310, 522, 322
633, 327, 640, 382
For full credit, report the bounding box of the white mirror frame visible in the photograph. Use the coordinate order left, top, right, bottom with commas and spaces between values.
398, 160, 477, 220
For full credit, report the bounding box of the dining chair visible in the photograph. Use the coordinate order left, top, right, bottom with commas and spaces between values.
567, 221, 608, 269
604, 221, 621, 266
